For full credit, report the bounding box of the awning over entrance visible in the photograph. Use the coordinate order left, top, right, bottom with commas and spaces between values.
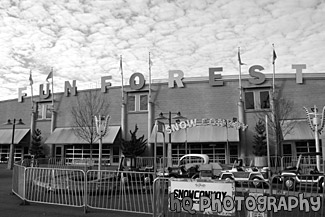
282, 120, 314, 140
0, 129, 30, 144
44, 126, 120, 145
149, 125, 239, 143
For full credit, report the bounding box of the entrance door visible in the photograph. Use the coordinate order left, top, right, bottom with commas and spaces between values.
55, 145, 64, 159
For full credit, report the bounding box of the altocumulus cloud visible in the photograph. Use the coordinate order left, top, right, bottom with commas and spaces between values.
0, 0, 324, 100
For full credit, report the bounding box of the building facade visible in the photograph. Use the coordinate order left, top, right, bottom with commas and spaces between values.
0, 70, 324, 165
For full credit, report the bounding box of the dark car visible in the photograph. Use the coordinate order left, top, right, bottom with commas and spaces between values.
279, 152, 324, 191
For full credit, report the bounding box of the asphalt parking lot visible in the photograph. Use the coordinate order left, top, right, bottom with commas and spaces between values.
0, 164, 148, 217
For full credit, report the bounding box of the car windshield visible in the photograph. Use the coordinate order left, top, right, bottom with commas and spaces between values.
179, 156, 206, 166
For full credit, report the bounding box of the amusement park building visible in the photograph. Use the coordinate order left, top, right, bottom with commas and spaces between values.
0, 69, 324, 165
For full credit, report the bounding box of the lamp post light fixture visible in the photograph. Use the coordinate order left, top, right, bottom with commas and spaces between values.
304, 105, 325, 171
156, 111, 186, 167
4, 118, 25, 170
94, 115, 110, 172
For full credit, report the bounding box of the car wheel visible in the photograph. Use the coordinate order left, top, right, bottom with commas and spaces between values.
284, 177, 296, 190
250, 176, 263, 188
221, 175, 233, 181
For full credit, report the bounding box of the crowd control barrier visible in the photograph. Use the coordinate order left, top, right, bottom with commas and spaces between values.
12, 164, 155, 214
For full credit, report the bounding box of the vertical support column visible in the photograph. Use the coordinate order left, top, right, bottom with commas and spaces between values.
50, 111, 56, 157
98, 136, 102, 172
167, 143, 172, 167
167, 111, 172, 167
238, 100, 246, 158
314, 118, 321, 171
147, 101, 154, 156
320, 139, 325, 172
121, 102, 127, 140
30, 112, 35, 153
8, 119, 16, 170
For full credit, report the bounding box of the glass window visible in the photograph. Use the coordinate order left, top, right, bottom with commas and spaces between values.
260, 91, 270, 109
127, 93, 148, 112
127, 95, 135, 111
37, 103, 52, 120
140, 95, 148, 111
295, 141, 321, 156
244, 89, 271, 110
45, 104, 52, 118
245, 92, 254, 109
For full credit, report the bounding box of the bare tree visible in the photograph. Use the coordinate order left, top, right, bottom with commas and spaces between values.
71, 90, 109, 159
256, 92, 296, 155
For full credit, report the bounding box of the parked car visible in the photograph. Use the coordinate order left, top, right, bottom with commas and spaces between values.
279, 152, 324, 191
219, 159, 270, 188
156, 154, 223, 179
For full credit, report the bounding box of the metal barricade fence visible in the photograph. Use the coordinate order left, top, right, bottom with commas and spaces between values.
86, 170, 155, 214
152, 176, 325, 217
24, 167, 86, 207
13, 164, 156, 214
12, 164, 26, 200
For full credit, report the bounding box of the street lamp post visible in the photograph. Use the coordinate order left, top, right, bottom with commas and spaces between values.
156, 111, 186, 167
94, 115, 110, 172
4, 119, 25, 170
304, 105, 325, 171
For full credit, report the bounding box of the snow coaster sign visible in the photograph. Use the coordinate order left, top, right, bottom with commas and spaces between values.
169, 179, 236, 216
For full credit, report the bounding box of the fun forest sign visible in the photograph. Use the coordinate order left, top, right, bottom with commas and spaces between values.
18, 64, 307, 102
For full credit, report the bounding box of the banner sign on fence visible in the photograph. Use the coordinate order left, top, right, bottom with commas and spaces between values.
247, 193, 267, 217
169, 179, 235, 216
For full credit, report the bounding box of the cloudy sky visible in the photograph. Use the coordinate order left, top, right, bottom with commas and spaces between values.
0, 0, 324, 101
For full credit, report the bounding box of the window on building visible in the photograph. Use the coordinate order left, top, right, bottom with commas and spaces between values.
65, 144, 111, 164
140, 95, 148, 110
244, 89, 270, 110
127, 93, 148, 112
171, 143, 228, 164
260, 91, 270, 109
37, 103, 52, 120
282, 143, 292, 156
127, 95, 136, 111
295, 140, 321, 156
245, 92, 255, 109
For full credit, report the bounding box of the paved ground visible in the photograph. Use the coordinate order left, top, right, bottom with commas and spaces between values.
0, 164, 149, 217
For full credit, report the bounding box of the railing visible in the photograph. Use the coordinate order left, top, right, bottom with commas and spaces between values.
12, 161, 325, 216
12, 164, 26, 201
18, 155, 323, 175
12, 163, 155, 214
47, 158, 111, 170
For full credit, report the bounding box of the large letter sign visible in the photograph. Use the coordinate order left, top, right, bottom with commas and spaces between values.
65, 80, 77, 96
130, 72, 145, 90
292, 64, 306, 84
248, 65, 266, 84
169, 70, 184, 88
101, 76, 112, 93
209, 68, 224, 86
